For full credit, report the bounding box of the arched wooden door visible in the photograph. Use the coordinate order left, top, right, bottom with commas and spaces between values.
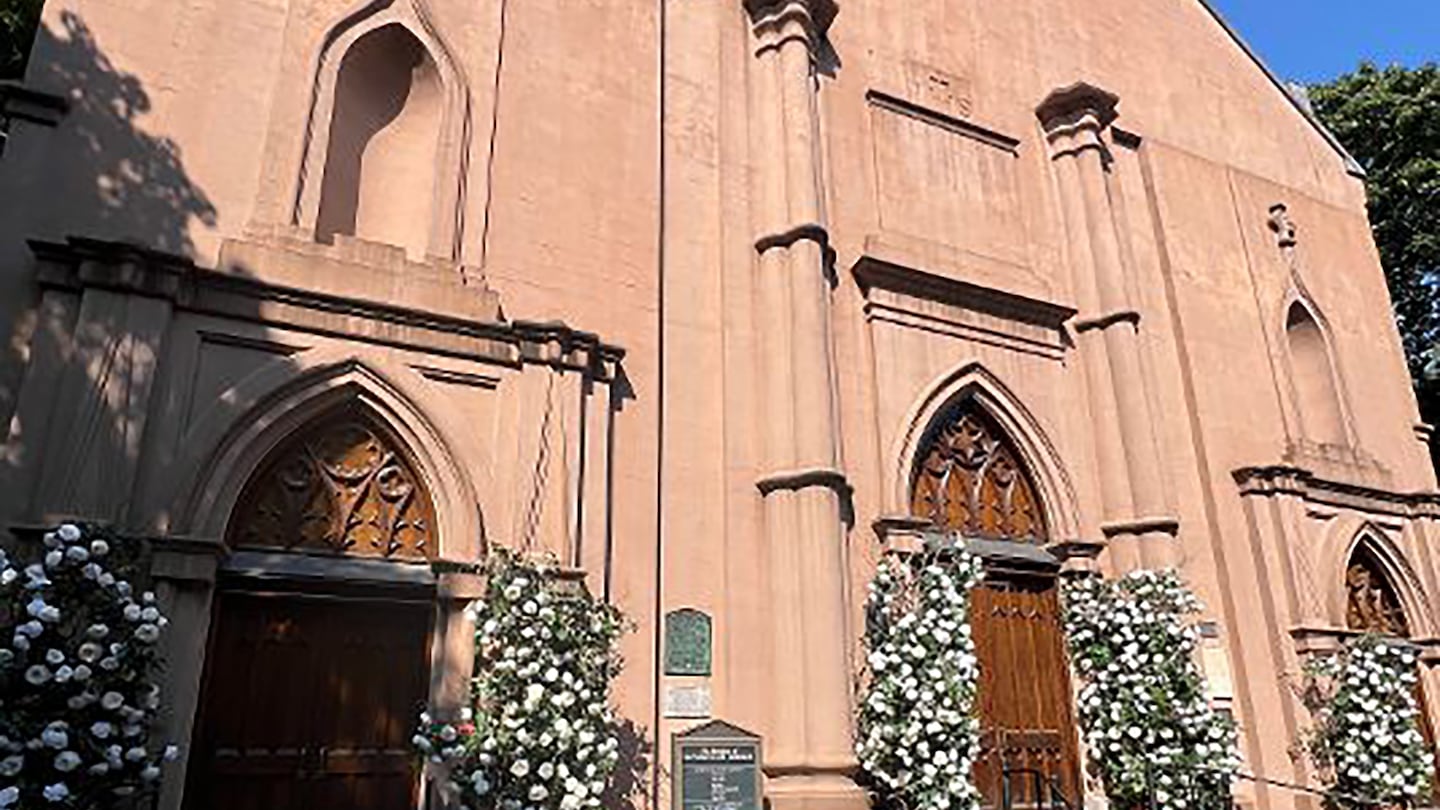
1344, 545, 1440, 800
185, 409, 437, 810
910, 402, 1081, 808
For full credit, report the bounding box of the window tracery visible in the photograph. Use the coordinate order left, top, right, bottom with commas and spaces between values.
909, 402, 1048, 543
227, 407, 436, 560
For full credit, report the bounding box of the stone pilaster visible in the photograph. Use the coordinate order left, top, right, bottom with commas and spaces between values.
742, 3, 866, 809
1037, 84, 1177, 571
3, 238, 187, 527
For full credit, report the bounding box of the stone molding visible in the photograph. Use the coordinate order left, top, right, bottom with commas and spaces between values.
853, 249, 1075, 331
1072, 308, 1141, 334
0, 82, 69, 127
865, 89, 1018, 153
1233, 464, 1440, 519
29, 236, 625, 382
743, 0, 837, 51
754, 465, 852, 498
1035, 81, 1119, 157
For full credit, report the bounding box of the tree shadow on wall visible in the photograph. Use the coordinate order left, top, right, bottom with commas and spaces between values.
0, 9, 229, 525
28, 10, 216, 253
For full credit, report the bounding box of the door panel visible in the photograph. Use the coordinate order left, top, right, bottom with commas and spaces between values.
972, 578, 1081, 809
186, 589, 431, 810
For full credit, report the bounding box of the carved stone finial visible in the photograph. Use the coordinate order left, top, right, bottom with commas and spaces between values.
1268, 203, 1298, 250
1035, 81, 1119, 136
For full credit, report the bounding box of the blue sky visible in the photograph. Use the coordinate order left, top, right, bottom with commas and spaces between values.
1206, 0, 1438, 83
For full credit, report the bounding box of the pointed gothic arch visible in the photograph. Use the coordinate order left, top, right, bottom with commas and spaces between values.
292, 0, 471, 261
1282, 295, 1353, 447
1337, 525, 1434, 638
168, 351, 484, 561
226, 403, 438, 560
899, 364, 1083, 806
910, 401, 1049, 543
891, 363, 1079, 542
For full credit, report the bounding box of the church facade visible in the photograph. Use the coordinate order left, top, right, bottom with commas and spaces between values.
0, 0, 1436, 808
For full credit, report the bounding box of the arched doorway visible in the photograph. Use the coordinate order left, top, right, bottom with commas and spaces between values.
184, 406, 438, 809
1344, 542, 1439, 799
909, 401, 1081, 807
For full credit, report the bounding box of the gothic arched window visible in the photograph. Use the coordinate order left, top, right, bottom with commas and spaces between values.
1346, 544, 1410, 637
227, 406, 436, 560
909, 401, 1048, 544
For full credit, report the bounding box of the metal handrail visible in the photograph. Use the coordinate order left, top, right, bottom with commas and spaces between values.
1000, 767, 1077, 810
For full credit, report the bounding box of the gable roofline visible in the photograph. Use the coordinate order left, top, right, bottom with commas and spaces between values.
1197, 0, 1366, 178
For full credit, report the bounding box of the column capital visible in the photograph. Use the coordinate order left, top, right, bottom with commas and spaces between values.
744, 0, 837, 49
1035, 81, 1119, 157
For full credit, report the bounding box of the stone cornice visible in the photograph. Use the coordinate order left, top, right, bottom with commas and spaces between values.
1233, 463, 1440, 518
743, 0, 837, 34
853, 250, 1076, 331
29, 236, 627, 380
1035, 81, 1119, 159
1035, 81, 1119, 133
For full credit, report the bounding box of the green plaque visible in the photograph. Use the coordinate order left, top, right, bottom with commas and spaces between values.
673, 721, 762, 810
664, 608, 712, 676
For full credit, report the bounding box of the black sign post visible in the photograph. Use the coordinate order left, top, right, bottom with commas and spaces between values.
672, 720, 763, 810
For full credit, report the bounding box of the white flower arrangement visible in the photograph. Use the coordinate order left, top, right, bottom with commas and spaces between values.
0, 523, 177, 807
1062, 570, 1237, 810
412, 548, 629, 810
856, 549, 985, 810
1301, 634, 1434, 808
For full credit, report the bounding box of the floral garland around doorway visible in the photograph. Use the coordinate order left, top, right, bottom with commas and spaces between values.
413, 548, 629, 810
0, 523, 177, 808
1300, 634, 1434, 808
856, 549, 985, 810
1061, 570, 1238, 810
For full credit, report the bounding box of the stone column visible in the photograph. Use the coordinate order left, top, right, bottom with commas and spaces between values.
743, 3, 866, 809
148, 536, 226, 810
1037, 84, 1177, 571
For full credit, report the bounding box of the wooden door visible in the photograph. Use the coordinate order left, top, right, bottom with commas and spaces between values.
971, 577, 1082, 809
185, 589, 432, 810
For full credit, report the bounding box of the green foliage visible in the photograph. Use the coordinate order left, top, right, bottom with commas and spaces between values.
1309, 64, 1440, 461
0, 0, 44, 79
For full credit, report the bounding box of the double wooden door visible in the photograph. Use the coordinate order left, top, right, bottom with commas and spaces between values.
971, 576, 1082, 809
185, 588, 432, 810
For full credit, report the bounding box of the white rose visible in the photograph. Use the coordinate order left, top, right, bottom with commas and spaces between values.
57, 524, 82, 542
510, 759, 530, 777
53, 751, 81, 772
0, 788, 16, 809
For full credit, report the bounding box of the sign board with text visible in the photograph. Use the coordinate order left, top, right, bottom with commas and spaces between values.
672, 720, 762, 810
